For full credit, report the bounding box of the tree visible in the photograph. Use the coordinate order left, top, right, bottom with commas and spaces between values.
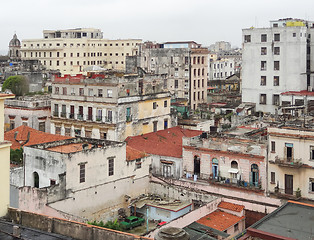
2, 75, 29, 96
10, 148, 23, 165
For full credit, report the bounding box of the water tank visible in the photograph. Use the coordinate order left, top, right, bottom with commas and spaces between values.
154, 227, 190, 240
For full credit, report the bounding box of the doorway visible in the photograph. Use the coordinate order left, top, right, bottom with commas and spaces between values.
194, 156, 200, 176
285, 174, 293, 195
33, 172, 39, 188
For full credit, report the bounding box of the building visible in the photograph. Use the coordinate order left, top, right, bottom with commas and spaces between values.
126, 126, 202, 179
4, 95, 51, 132
209, 58, 236, 81
242, 18, 314, 113
268, 126, 314, 200
238, 201, 314, 240
196, 201, 245, 238
182, 129, 267, 191
50, 71, 173, 141
21, 28, 142, 74
0, 93, 15, 217
8, 34, 21, 61
209, 41, 232, 52
137, 41, 209, 110
280, 90, 314, 116
20, 137, 151, 221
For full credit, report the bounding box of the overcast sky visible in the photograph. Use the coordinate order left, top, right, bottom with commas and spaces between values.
2, 0, 314, 54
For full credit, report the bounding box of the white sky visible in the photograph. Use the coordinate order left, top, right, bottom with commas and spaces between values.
2, 0, 314, 54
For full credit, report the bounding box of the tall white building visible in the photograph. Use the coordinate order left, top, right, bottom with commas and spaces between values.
242, 18, 314, 113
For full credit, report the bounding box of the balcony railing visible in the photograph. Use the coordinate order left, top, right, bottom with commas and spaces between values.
53, 111, 59, 117
77, 114, 84, 120
104, 117, 113, 123
272, 187, 301, 200
272, 156, 303, 168
96, 116, 102, 122
87, 115, 93, 121
61, 112, 66, 118
69, 113, 74, 119
126, 115, 132, 122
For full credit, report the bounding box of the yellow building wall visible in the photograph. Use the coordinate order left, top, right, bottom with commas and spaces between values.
0, 100, 4, 141
0, 144, 11, 216
138, 98, 170, 120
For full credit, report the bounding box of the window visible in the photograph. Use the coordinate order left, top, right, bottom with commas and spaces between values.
271, 141, 276, 152
274, 33, 280, 41
260, 94, 266, 104
88, 88, 93, 96
136, 159, 142, 169
244, 35, 251, 43
274, 76, 279, 86
261, 76, 266, 86
261, 47, 267, 55
274, 61, 280, 70
234, 223, 239, 232
273, 94, 279, 106
164, 119, 168, 129
261, 34, 267, 42
126, 107, 131, 122
274, 47, 280, 55
108, 158, 114, 176
79, 88, 84, 96
153, 102, 157, 109
293, 32, 296, 37
164, 100, 167, 107
62, 87, 67, 95
153, 121, 158, 132
261, 61, 266, 70
98, 89, 103, 97
79, 164, 86, 183
50, 179, 56, 186
273, 23, 278, 27
175, 79, 178, 88
310, 146, 314, 160
271, 172, 275, 183
55, 87, 59, 94
310, 178, 314, 192
107, 89, 113, 98
285, 143, 293, 161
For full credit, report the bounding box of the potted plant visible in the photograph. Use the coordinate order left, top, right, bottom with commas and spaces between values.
296, 188, 301, 198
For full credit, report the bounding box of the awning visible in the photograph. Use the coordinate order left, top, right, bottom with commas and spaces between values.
228, 168, 239, 174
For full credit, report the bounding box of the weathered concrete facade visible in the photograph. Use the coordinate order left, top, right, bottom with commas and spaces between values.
268, 126, 314, 200
4, 95, 51, 132
50, 72, 174, 141
21, 138, 151, 221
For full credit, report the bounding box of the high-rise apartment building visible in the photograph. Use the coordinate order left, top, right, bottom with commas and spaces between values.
21, 28, 142, 74
242, 18, 314, 113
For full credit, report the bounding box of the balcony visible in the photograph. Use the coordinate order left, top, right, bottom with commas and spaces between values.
69, 113, 75, 119
87, 115, 93, 121
96, 116, 102, 122
53, 111, 59, 117
77, 114, 84, 120
126, 115, 132, 122
271, 156, 303, 168
104, 117, 113, 123
61, 112, 66, 118
271, 188, 301, 200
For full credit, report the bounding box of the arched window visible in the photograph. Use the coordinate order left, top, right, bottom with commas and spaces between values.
33, 172, 39, 188
231, 161, 238, 169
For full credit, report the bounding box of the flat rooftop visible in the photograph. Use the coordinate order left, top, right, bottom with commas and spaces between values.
0, 219, 74, 240
250, 201, 314, 239
132, 197, 191, 212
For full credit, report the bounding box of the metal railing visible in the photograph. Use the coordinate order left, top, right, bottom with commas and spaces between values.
274, 156, 303, 167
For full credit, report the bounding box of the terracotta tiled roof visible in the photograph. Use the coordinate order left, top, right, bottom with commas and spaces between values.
5, 125, 72, 150
126, 146, 149, 161
218, 201, 245, 212
281, 90, 314, 96
125, 126, 202, 158
196, 210, 245, 231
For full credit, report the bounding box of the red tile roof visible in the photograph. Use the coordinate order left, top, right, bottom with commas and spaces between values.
125, 126, 202, 158
281, 90, 314, 96
5, 125, 72, 150
218, 201, 245, 212
126, 146, 149, 161
196, 210, 245, 231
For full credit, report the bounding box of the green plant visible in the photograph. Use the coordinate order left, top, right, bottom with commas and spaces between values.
88, 219, 124, 231
2, 75, 29, 96
10, 148, 23, 165
296, 188, 301, 198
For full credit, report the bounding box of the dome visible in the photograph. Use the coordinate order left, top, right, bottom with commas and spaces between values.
9, 34, 21, 47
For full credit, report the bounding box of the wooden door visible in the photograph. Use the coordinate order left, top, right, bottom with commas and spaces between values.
285, 174, 293, 195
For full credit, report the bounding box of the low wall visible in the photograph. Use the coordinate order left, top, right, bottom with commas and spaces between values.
8, 208, 152, 240
145, 198, 221, 238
